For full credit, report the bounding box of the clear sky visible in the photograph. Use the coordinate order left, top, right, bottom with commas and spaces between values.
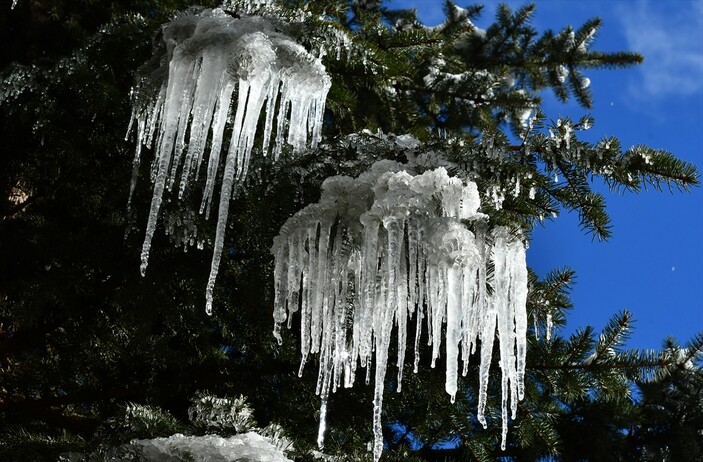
392, 0, 703, 350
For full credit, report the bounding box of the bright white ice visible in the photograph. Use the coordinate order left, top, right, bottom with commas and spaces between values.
272, 161, 529, 460
118, 432, 293, 462
128, 8, 331, 314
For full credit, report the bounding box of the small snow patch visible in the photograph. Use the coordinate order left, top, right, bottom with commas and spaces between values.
115, 432, 293, 462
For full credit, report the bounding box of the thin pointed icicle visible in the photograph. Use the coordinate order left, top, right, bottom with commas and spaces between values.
129, 8, 331, 313
477, 300, 497, 429
272, 162, 528, 462
126, 116, 145, 211
272, 240, 287, 344
317, 398, 328, 450
200, 81, 235, 217
512, 239, 528, 400
445, 264, 461, 402
139, 55, 194, 276
395, 227, 409, 392
413, 224, 426, 374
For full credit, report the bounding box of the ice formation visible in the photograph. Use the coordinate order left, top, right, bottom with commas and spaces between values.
128, 8, 331, 314
271, 161, 529, 460
119, 432, 293, 462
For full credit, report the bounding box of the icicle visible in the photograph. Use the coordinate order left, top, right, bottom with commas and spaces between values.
272, 162, 528, 461
126, 115, 145, 210
533, 312, 539, 341
395, 222, 409, 392
445, 264, 461, 402
200, 81, 235, 218
129, 8, 331, 313
476, 270, 496, 428
317, 398, 327, 449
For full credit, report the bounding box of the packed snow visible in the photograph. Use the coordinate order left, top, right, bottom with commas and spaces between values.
113, 433, 293, 462
272, 161, 529, 460
128, 8, 331, 314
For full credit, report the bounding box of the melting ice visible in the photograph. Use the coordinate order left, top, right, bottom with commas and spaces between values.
272, 161, 529, 460
128, 8, 331, 314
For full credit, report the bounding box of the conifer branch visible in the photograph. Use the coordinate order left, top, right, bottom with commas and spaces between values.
2, 194, 40, 220
550, 162, 612, 240
529, 360, 673, 371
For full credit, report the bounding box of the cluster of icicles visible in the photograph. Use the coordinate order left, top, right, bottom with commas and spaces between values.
128, 7, 530, 459
128, 8, 331, 314
272, 161, 528, 461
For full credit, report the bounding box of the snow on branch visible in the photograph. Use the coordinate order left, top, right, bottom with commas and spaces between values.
127, 8, 331, 314
271, 161, 528, 461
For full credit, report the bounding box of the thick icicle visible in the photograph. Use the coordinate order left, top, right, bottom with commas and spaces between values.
272, 161, 529, 461
129, 8, 331, 313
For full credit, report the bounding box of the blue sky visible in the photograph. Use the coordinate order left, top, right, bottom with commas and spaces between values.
393, 0, 703, 350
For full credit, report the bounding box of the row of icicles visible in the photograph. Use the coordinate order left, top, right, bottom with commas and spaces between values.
127, 8, 331, 314
128, 8, 529, 462
271, 161, 528, 460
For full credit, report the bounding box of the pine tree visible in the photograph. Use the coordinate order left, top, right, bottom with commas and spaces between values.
1, 1, 701, 461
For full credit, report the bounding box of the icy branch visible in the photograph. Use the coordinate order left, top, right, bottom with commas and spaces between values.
128, 8, 331, 314
272, 161, 528, 460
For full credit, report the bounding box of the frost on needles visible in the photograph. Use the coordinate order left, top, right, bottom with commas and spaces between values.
127, 7, 331, 314
272, 160, 529, 461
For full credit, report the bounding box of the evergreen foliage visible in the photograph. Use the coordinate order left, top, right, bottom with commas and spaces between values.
1, 1, 700, 461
